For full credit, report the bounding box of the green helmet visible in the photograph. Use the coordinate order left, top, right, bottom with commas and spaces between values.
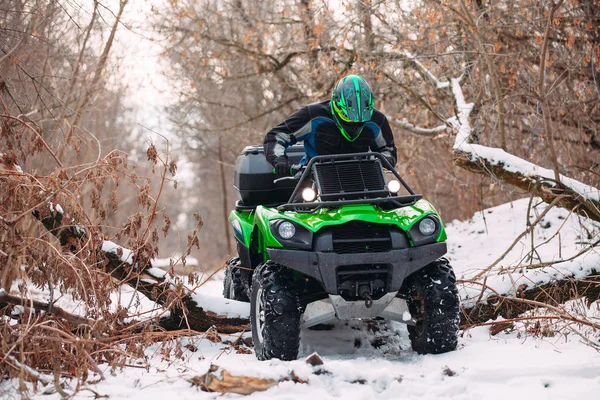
330, 75, 375, 141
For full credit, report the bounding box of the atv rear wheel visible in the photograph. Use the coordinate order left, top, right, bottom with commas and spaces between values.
251, 261, 301, 361
223, 256, 249, 302
405, 258, 460, 354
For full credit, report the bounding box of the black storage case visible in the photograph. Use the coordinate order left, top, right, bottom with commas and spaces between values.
234, 145, 306, 206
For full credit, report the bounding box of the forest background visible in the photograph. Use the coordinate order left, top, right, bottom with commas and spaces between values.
1, 0, 599, 392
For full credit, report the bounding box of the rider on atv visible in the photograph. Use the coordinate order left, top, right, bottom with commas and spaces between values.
264, 75, 398, 176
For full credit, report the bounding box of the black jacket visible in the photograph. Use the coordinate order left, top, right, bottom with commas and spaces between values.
263, 100, 397, 167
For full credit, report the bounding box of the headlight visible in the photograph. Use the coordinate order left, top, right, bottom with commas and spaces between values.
270, 220, 313, 249
302, 187, 317, 202
278, 221, 296, 239
387, 179, 401, 193
418, 218, 436, 236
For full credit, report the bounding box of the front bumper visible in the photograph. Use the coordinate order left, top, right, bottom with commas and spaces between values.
267, 241, 447, 294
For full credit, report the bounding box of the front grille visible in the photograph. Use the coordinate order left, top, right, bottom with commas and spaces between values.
331, 221, 392, 254
315, 159, 387, 200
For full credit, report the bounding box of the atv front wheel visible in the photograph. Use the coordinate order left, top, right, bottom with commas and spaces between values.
251, 261, 301, 361
223, 256, 249, 302
405, 258, 460, 354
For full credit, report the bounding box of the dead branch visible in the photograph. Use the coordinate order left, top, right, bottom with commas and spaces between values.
472, 196, 564, 279
0, 291, 94, 328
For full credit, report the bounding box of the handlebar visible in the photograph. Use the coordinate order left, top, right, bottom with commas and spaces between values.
273, 164, 304, 184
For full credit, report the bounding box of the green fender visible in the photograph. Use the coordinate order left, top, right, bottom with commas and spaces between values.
247, 199, 446, 258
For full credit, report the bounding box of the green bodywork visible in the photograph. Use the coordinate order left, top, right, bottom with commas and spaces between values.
229, 199, 446, 262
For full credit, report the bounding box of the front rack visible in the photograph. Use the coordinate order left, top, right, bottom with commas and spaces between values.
278, 152, 422, 211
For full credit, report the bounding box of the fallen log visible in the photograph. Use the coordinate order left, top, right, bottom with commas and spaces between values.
34, 206, 250, 333
190, 355, 318, 394
453, 148, 600, 223
459, 269, 600, 326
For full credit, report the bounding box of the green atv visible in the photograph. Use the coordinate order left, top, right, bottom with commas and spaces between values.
224, 145, 460, 360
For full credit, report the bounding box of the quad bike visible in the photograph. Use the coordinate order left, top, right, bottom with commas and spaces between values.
224, 145, 460, 360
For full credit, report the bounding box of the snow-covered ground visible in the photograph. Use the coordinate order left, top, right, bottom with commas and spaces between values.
2, 198, 600, 399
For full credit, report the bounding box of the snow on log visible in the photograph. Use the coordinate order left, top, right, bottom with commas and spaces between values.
453, 147, 600, 223
72, 232, 250, 333
447, 75, 600, 222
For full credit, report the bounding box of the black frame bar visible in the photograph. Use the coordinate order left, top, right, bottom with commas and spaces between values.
278, 152, 422, 211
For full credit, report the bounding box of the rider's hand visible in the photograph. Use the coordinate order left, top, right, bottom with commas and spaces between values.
274, 158, 291, 177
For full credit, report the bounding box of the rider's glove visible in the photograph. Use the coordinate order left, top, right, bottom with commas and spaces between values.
274, 158, 291, 177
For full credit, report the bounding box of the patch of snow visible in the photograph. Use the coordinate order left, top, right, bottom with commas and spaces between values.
189, 292, 250, 319
446, 197, 600, 305
11, 305, 25, 315
6, 322, 599, 399
145, 267, 168, 279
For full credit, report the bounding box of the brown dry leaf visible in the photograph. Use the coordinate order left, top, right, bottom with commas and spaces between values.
196, 366, 279, 395
566, 34, 575, 50
534, 32, 543, 45
305, 352, 324, 366
205, 330, 221, 343
235, 347, 252, 354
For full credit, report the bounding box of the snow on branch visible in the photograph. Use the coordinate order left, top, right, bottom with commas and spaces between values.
402, 50, 450, 89
395, 118, 449, 136
393, 52, 462, 136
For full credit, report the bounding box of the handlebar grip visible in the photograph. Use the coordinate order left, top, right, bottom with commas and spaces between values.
273, 165, 302, 176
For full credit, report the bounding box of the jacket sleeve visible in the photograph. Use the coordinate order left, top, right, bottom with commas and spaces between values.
263, 106, 313, 167
372, 114, 398, 167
